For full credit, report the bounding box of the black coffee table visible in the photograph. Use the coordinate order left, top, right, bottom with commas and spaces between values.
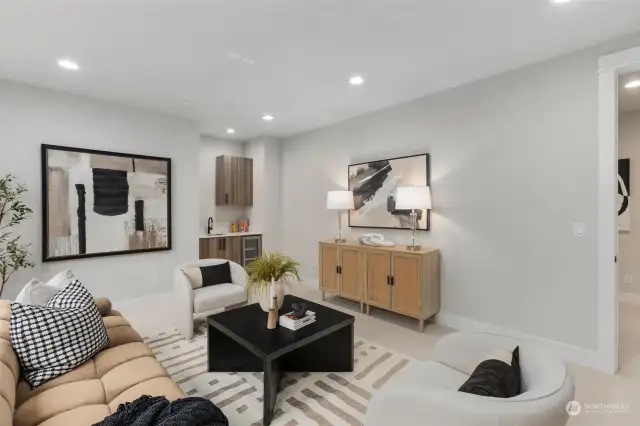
207, 295, 355, 425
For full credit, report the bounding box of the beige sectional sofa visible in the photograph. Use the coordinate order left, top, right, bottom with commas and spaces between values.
0, 300, 184, 426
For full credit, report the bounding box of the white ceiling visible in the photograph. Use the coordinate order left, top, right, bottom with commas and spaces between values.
2, 0, 640, 140
620, 72, 640, 113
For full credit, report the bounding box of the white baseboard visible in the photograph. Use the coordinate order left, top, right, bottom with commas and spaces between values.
436, 312, 601, 370
619, 291, 640, 306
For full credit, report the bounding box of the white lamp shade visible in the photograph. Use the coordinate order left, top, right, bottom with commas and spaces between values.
395, 186, 432, 210
327, 191, 355, 210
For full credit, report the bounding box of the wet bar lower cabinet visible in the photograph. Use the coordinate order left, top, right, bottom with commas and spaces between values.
200, 234, 262, 266
318, 240, 440, 331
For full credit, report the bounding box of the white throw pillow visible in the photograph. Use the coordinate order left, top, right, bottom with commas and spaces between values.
46, 269, 77, 289
182, 266, 203, 289
15, 270, 78, 306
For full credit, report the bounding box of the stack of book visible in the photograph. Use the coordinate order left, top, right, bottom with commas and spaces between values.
279, 310, 316, 331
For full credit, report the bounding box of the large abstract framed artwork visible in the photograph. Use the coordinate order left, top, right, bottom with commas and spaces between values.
618, 158, 631, 232
42, 144, 171, 261
348, 153, 430, 230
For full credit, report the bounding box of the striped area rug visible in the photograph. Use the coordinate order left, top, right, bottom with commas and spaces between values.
144, 324, 412, 426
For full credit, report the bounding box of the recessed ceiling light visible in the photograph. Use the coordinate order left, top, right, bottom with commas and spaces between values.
262, 114, 274, 122
349, 75, 364, 86
226, 128, 236, 134
625, 81, 640, 89
57, 58, 80, 71
551, 0, 573, 3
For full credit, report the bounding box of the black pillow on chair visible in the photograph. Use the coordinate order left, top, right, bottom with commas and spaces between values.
458, 346, 521, 398
200, 262, 233, 287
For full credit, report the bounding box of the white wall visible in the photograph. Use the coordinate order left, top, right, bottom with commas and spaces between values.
0, 80, 200, 302
199, 135, 245, 233
280, 33, 640, 354
245, 138, 281, 252
618, 111, 640, 297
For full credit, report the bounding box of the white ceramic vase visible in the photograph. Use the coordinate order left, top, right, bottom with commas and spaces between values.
258, 279, 285, 312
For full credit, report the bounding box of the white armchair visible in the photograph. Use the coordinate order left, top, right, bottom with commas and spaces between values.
174, 259, 248, 340
366, 332, 575, 426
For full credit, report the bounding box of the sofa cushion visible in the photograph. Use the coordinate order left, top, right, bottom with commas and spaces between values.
0, 395, 12, 426
193, 284, 246, 313
106, 325, 143, 349
94, 298, 113, 316
14, 379, 106, 426
0, 301, 17, 426
11, 280, 109, 388
39, 405, 111, 426
0, 361, 15, 413
0, 340, 19, 387
101, 356, 168, 401
108, 377, 183, 411
15, 360, 97, 407
94, 342, 153, 377
103, 315, 130, 329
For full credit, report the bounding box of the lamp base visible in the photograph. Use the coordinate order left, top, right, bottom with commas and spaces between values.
406, 244, 422, 252
334, 238, 347, 243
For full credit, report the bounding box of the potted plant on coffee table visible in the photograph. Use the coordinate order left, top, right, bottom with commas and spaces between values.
245, 252, 301, 312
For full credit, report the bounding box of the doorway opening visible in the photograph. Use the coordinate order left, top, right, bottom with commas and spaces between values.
598, 46, 640, 374
617, 69, 640, 376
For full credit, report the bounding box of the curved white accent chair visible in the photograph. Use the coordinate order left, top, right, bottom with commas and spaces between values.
174, 259, 248, 340
365, 332, 575, 426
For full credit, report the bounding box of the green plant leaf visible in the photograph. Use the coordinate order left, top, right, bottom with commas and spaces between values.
244, 252, 301, 294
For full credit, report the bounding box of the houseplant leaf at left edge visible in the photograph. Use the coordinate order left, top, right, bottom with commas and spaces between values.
244, 252, 301, 312
0, 174, 35, 297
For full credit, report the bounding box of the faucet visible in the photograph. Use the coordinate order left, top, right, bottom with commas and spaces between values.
207, 217, 214, 235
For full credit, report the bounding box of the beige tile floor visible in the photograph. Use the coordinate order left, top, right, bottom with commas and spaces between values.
120, 288, 640, 425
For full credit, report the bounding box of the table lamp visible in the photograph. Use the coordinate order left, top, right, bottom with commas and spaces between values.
326, 191, 354, 243
395, 186, 432, 251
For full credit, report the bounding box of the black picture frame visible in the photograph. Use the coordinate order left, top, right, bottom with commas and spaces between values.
348, 153, 431, 231
41, 144, 172, 262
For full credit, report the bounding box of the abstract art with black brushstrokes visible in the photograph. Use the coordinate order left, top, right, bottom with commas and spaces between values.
348, 153, 430, 230
42, 144, 171, 261
619, 158, 631, 232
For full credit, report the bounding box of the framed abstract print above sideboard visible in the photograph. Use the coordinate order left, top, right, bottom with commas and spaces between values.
348, 153, 430, 231
41, 144, 172, 262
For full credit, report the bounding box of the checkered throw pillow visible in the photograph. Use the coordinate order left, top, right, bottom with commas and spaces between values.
10, 279, 109, 388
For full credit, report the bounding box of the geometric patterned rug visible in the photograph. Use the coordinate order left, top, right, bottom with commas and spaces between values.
143, 323, 413, 426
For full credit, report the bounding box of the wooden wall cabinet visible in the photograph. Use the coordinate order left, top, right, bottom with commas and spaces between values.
215, 155, 253, 206
319, 241, 440, 331
199, 235, 261, 265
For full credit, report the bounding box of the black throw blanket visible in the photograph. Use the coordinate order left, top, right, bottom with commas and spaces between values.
94, 395, 229, 426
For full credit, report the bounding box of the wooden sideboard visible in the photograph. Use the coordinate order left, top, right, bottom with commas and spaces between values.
318, 240, 440, 331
